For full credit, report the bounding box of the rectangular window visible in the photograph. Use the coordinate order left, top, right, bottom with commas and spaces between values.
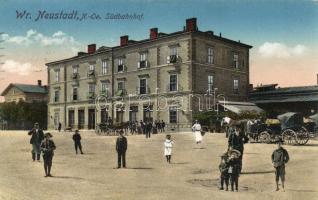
170, 47, 177, 56
89, 84, 95, 94
118, 58, 124, 72
89, 64, 95, 71
129, 106, 138, 122
72, 87, 78, 101
169, 74, 177, 91
72, 66, 78, 74
233, 53, 239, 68
208, 47, 214, 64
139, 78, 147, 94
169, 106, 177, 123
208, 75, 214, 92
102, 60, 107, 74
55, 70, 60, 82
101, 82, 108, 96
233, 79, 239, 94
54, 90, 59, 102
118, 81, 124, 90
140, 53, 146, 61
143, 105, 153, 122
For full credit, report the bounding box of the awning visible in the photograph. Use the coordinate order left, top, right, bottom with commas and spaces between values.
219, 101, 264, 114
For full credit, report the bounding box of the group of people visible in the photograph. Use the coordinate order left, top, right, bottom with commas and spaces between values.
29, 120, 290, 192
218, 122, 290, 192
28, 122, 84, 177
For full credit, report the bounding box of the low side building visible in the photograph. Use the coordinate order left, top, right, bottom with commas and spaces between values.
249, 84, 318, 118
1, 80, 48, 103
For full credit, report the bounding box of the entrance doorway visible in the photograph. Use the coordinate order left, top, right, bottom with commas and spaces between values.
88, 109, 96, 129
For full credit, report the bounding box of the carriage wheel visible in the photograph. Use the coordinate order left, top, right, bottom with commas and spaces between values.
295, 127, 309, 145
282, 129, 296, 145
259, 131, 270, 144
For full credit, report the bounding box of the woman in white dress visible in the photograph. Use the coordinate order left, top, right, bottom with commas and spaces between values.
164, 134, 174, 163
192, 120, 202, 144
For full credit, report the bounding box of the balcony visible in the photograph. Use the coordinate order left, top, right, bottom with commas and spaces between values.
69, 95, 80, 102
137, 60, 149, 69
136, 86, 151, 95
167, 55, 179, 64
99, 90, 109, 97
71, 73, 79, 85
87, 92, 96, 99
87, 70, 96, 77
166, 84, 183, 92
115, 89, 127, 97
117, 65, 126, 73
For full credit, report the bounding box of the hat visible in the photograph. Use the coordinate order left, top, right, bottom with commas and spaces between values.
229, 149, 241, 157
34, 122, 39, 125
44, 132, 53, 138
276, 137, 284, 144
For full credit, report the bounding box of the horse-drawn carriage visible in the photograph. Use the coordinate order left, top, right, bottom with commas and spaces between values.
258, 112, 310, 145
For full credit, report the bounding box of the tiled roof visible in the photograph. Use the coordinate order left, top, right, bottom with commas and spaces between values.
1, 84, 47, 96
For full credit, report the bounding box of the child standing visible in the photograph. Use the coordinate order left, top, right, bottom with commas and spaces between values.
228, 149, 241, 192
218, 152, 230, 190
164, 134, 174, 164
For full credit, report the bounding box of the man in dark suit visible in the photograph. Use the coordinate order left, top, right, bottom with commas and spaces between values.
72, 130, 84, 154
116, 130, 127, 168
228, 124, 249, 173
28, 122, 45, 161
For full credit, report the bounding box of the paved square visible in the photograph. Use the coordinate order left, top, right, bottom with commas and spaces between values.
0, 131, 317, 200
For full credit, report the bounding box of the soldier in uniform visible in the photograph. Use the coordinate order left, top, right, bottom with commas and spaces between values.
271, 138, 289, 191
28, 122, 44, 161
116, 130, 128, 168
72, 130, 84, 154
40, 132, 56, 177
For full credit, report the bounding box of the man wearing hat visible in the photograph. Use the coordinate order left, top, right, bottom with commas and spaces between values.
40, 132, 56, 177
271, 138, 289, 191
28, 122, 45, 161
72, 130, 84, 154
228, 124, 249, 173
116, 129, 127, 168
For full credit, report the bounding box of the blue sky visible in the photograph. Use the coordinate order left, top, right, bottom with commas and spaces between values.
0, 0, 317, 97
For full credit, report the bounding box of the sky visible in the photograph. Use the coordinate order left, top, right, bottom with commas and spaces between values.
0, 0, 317, 101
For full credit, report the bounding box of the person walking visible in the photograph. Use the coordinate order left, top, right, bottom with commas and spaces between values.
116, 130, 127, 168
161, 120, 166, 132
40, 132, 56, 177
192, 120, 202, 144
228, 124, 249, 173
146, 121, 152, 138
58, 122, 62, 132
164, 134, 174, 164
72, 130, 84, 154
28, 122, 44, 161
271, 138, 289, 192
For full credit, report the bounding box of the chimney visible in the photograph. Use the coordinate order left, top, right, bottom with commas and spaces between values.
186, 18, 197, 32
37, 80, 42, 87
150, 28, 158, 40
88, 44, 96, 54
120, 35, 129, 46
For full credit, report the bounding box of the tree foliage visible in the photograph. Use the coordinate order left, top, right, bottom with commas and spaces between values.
0, 101, 47, 130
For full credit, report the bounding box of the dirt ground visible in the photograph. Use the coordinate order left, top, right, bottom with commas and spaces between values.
0, 130, 317, 200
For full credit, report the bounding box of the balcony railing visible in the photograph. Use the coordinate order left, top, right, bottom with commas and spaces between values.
166, 55, 178, 64
69, 95, 80, 101
137, 60, 149, 69
71, 73, 79, 79
136, 86, 151, 95
99, 90, 109, 97
117, 65, 126, 73
87, 70, 95, 77
115, 89, 127, 97
87, 92, 96, 99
